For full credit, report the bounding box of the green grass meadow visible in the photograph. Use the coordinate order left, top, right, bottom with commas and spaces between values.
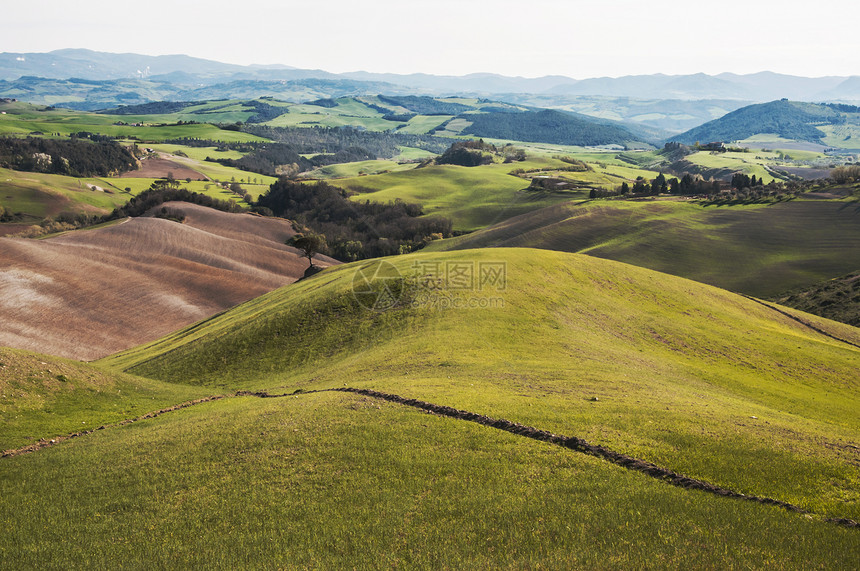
3, 390, 858, 569
328, 155, 659, 231
103, 250, 860, 520
2, 248, 859, 568
427, 198, 860, 297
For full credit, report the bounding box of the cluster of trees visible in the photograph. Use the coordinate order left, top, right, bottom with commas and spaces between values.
255, 179, 452, 260
557, 156, 591, 171
242, 100, 287, 124
0, 204, 17, 222
107, 181, 244, 220
731, 173, 765, 189
208, 143, 377, 177
11, 210, 106, 237
461, 110, 638, 147
433, 140, 527, 167
381, 113, 417, 122
0, 136, 137, 177
593, 173, 722, 198
154, 120, 199, 127
69, 131, 119, 143
208, 144, 310, 176
305, 98, 338, 108
831, 165, 860, 184
436, 141, 494, 167
824, 103, 860, 114
152, 206, 187, 223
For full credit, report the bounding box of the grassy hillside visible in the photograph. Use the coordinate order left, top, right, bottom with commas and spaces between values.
3, 389, 857, 568
329, 156, 662, 231
104, 249, 860, 519
0, 166, 131, 220
0, 100, 267, 142
4, 248, 859, 566
0, 144, 282, 236
669, 100, 860, 148
772, 270, 860, 327
0, 346, 207, 450
426, 198, 860, 297
1, 97, 650, 150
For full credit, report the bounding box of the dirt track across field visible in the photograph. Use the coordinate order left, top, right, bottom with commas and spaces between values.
0, 202, 337, 359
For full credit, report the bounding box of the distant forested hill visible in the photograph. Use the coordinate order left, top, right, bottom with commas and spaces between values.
668, 100, 854, 144
376, 95, 472, 115
460, 109, 645, 147
0, 136, 137, 176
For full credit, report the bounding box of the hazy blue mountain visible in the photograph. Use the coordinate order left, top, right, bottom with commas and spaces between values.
339, 71, 579, 94
827, 76, 860, 100
0, 49, 248, 81
499, 94, 750, 134
715, 71, 845, 101
0, 76, 415, 110
2, 50, 857, 103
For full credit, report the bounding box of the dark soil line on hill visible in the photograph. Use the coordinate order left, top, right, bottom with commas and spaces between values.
742, 295, 860, 350
243, 388, 860, 530
4, 387, 858, 530
0, 395, 227, 459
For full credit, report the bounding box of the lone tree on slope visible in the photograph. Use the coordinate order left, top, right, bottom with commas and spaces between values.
288, 232, 327, 268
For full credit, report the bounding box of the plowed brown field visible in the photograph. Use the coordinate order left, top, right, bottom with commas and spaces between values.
120, 155, 206, 180
0, 202, 337, 360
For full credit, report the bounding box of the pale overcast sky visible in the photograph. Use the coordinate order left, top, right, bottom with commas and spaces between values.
3, 0, 859, 78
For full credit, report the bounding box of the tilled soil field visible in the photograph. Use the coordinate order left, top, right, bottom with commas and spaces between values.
0, 202, 337, 360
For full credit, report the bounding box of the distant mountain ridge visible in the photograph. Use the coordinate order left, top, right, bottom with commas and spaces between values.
2, 49, 859, 102
0, 75, 418, 111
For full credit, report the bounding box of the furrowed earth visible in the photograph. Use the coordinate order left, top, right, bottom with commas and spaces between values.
0, 202, 336, 359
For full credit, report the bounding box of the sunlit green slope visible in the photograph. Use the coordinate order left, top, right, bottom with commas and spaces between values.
103, 248, 860, 524
4, 248, 859, 567
424, 198, 860, 297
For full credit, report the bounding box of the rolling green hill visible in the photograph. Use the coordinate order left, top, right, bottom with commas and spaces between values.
772, 270, 860, 327
424, 197, 860, 297
0, 346, 208, 450
669, 100, 860, 148
103, 249, 860, 517
0, 100, 266, 142
3, 248, 859, 566
326, 153, 665, 232
461, 109, 647, 148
